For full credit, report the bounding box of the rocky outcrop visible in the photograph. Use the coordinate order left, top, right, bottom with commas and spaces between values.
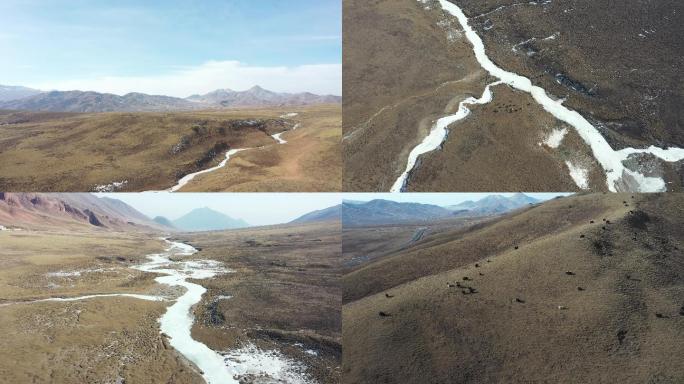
84, 209, 105, 227
0, 193, 163, 230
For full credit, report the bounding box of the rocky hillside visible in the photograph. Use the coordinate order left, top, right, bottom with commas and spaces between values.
0, 193, 164, 231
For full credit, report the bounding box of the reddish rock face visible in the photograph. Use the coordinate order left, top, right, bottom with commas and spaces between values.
0, 193, 162, 231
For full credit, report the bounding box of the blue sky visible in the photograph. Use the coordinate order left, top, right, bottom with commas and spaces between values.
0, 0, 341, 96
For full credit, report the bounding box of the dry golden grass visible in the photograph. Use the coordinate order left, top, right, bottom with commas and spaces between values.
0, 230, 163, 301
407, 85, 605, 192
0, 221, 343, 383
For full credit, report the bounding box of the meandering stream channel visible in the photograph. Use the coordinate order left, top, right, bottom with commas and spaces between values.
395, 0, 684, 192
134, 238, 313, 384
3, 238, 313, 383
166, 113, 300, 192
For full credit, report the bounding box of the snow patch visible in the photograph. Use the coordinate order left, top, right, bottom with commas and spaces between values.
46, 267, 118, 278
541, 128, 568, 148
272, 132, 288, 144
0, 294, 168, 307
565, 161, 589, 189
93, 180, 128, 192
223, 343, 313, 384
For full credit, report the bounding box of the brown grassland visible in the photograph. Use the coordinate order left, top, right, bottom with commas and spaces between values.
0, 229, 202, 383
0, 104, 340, 192
343, 193, 684, 383
0, 220, 341, 383
178, 104, 341, 192
342, 0, 680, 192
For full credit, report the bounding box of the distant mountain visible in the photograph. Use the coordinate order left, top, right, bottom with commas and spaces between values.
0, 193, 163, 231
342, 200, 453, 227
186, 85, 341, 107
341, 200, 367, 205
445, 200, 478, 210
446, 193, 540, 216
291, 205, 341, 223
0, 90, 198, 113
0, 85, 340, 113
172, 207, 248, 232
0, 85, 42, 102
153, 216, 176, 229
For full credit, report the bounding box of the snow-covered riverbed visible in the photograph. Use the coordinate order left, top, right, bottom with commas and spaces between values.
168, 148, 249, 192
136, 239, 313, 384
167, 113, 301, 192
272, 132, 288, 144
390, 81, 501, 192
405, 0, 684, 192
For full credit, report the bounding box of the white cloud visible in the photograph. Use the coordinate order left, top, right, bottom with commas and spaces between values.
28, 60, 341, 97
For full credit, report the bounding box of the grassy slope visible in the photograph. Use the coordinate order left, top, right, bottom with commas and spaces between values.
343, 193, 684, 383
178, 104, 342, 192
407, 85, 605, 192
342, 216, 492, 273
0, 106, 338, 192
455, 0, 684, 150
343, 0, 598, 192
343, 0, 488, 191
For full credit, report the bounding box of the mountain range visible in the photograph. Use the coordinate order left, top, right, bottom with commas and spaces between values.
0, 85, 341, 113
0, 192, 164, 231
187, 86, 341, 107
342, 193, 543, 226
156, 207, 249, 232
446, 193, 540, 215
0, 85, 42, 102
291, 204, 341, 223
342, 200, 453, 227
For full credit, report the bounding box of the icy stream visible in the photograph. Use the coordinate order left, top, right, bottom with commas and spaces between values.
135, 239, 313, 384
168, 148, 249, 192
402, 0, 684, 192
